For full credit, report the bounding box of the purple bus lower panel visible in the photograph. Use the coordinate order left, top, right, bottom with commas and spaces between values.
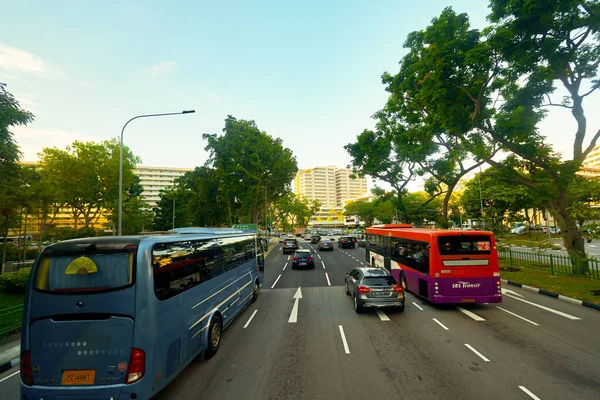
396, 269, 502, 304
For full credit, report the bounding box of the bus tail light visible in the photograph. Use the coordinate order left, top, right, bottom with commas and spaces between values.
126, 348, 145, 384
393, 285, 403, 293
358, 286, 370, 293
20, 350, 33, 386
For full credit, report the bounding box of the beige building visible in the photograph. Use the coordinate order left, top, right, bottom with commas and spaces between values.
134, 165, 193, 208
579, 144, 600, 178
293, 166, 368, 222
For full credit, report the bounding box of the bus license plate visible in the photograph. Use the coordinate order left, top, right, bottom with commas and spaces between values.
461, 298, 476, 303
62, 370, 95, 385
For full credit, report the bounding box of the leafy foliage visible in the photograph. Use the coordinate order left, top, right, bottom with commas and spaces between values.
0, 268, 31, 294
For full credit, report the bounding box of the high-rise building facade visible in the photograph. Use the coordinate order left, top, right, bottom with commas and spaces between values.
294, 166, 368, 221
578, 144, 600, 178
134, 165, 193, 208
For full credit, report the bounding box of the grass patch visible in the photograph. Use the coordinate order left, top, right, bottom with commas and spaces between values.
496, 237, 562, 250
0, 293, 24, 339
501, 268, 600, 305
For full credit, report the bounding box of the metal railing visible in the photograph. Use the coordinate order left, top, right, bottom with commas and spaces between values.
0, 304, 23, 336
498, 248, 600, 279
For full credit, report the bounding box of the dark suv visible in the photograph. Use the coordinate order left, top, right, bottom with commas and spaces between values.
282, 238, 299, 254
310, 235, 321, 244
338, 236, 356, 249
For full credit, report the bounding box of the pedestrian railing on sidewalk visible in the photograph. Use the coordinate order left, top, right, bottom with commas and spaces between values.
498, 248, 600, 280
0, 304, 23, 336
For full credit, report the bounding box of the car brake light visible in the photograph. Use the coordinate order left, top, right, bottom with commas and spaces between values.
358, 286, 370, 293
293, 257, 298, 261
126, 348, 145, 384
393, 285, 404, 293
20, 351, 33, 386
308, 257, 313, 261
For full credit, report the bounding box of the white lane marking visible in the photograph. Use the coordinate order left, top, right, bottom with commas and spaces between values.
325, 272, 331, 286
338, 325, 350, 354
519, 386, 541, 400
243, 310, 258, 328
464, 343, 490, 362
412, 302, 424, 311
322, 261, 326, 269
0, 370, 19, 383
287, 255, 290, 260
496, 306, 539, 326
432, 318, 449, 330
502, 288, 524, 298
588, 244, 597, 248
282, 263, 287, 271
288, 287, 303, 323
317, 254, 322, 259
504, 294, 581, 320
376, 309, 390, 321
457, 307, 486, 321
271, 274, 282, 289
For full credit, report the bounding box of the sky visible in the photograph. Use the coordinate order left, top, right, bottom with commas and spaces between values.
1, 0, 599, 192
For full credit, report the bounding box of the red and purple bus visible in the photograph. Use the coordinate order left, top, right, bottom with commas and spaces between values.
365, 224, 501, 304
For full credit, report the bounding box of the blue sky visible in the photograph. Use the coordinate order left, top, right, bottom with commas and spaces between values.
2, 0, 598, 191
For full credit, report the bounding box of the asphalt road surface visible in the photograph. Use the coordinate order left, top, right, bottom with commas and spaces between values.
1, 238, 599, 399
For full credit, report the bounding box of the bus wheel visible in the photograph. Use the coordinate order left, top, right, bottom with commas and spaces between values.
252, 281, 259, 303
205, 315, 222, 359
400, 272, 407, 291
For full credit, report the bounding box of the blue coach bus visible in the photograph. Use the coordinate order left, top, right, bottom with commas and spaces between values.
20, 228, 266, 399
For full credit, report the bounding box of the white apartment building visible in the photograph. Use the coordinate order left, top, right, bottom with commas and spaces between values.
579, 144, 600, 178
293, 166, 368, 221
134, 165, 193, 208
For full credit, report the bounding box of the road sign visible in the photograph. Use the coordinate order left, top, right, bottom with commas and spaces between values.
232, 224, 257, 231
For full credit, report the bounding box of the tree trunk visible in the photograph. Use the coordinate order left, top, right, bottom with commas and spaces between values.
547, 191, 588, 275
441, 183, 456, 229
1, 216, 9, 275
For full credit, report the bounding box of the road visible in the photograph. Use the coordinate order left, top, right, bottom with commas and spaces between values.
506, 238, 600, 257
1, 238, 599, 399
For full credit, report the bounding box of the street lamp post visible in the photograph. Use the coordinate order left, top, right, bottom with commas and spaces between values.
118, 110, 195, 236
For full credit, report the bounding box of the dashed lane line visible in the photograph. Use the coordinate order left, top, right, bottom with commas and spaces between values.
243, 310, 258, 328
464, 344, 490, 362
271, 274, 282, 289
457, 307, 486, 321
496, 306, 539, 326
432, 318, 449, 330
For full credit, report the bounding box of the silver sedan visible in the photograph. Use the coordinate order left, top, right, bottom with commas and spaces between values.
345, 267, 405, 313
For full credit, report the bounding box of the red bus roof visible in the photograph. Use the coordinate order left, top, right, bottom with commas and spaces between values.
366, 225, 494, 239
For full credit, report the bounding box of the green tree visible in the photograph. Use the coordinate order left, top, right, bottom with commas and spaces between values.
203, 116, 297, 225
344, 200, 376, 227
38, 139, 140, 231
273, 193, 320, 231
0, 83, 34, 271
382, 5, 599, 272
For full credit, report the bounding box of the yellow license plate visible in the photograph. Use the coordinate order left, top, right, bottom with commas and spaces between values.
461, 298, 476, 303
62, 370, 95, 385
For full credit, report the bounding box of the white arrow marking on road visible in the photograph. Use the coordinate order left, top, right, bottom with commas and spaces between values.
457, 307, 486, 321
288, 287, 303, 323
501, 288, 524, 297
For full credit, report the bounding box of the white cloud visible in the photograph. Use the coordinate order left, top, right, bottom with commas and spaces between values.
146, 61, 178, 76
12, 126, 97, 161
0, 43, 63, 79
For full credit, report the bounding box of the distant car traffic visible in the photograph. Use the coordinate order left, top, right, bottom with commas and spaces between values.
282, 238, 299, 254
345, 267, 405, 313
310, 235, 321, 244
338, 236, 356, 249
318, 239, 334, 251
291, 249, 315, 269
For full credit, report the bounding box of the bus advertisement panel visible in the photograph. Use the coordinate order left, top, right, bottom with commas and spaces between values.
365, 224, 501, 304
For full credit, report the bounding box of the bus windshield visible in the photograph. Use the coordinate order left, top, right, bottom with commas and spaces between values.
34, 252, 134, 293
437, 235, 492, 255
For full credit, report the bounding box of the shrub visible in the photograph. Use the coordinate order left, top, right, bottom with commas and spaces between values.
0, 268, 32, 294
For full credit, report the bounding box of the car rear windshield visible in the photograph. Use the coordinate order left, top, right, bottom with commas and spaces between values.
285, 239, 297, 244
295, 251, 310, 257
34, 252, 135, 294
437, 235, 492, 255
363, 276, 397, 286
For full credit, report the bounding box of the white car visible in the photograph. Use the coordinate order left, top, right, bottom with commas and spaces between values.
510, 226, 526, 235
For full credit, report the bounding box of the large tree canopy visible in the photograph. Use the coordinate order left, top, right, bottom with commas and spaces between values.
202, 116, 298, 225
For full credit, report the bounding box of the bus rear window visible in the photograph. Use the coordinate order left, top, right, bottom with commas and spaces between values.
437, 236, 492, 255
35, 252, 134, 293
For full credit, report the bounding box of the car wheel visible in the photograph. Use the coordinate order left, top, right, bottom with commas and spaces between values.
345, 281, 350, 295
353, 294, 362, 313
251, 281, 259, 303
205, 315, 222, 359
395, 303, 405, 313
400, 272, 407, 291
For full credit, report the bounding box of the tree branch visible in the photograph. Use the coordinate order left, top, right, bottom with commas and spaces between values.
581, 84, 599, 98
486, 159, 538, 191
